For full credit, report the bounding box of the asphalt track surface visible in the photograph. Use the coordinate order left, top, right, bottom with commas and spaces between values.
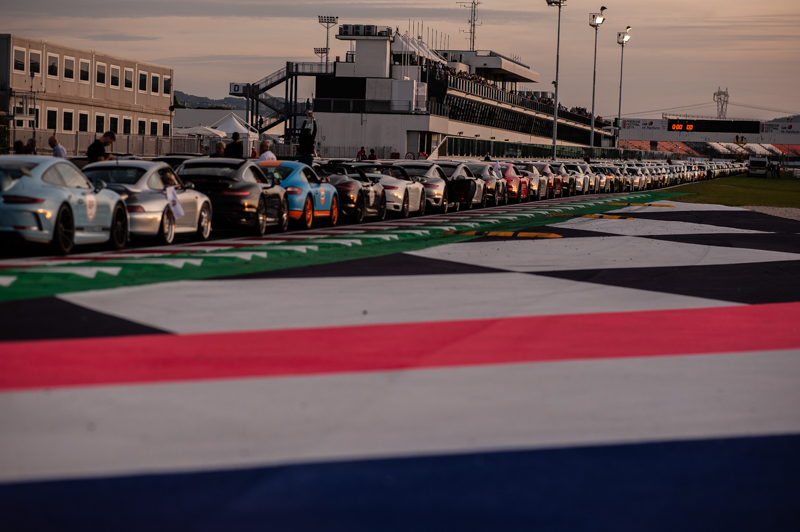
1, 190, 799, 531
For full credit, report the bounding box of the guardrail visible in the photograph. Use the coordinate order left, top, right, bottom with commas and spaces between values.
9, 129, 200, 157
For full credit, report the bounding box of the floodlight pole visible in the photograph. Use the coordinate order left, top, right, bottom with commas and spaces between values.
547, 0, 566, 160
616, 27, 631, 149
589, 7, 606, 150
318, 16, 339, 70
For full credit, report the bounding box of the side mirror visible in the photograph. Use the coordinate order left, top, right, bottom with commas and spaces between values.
183, 181, 195, 190
94, 179, 107, 192
320, 176, 330, 183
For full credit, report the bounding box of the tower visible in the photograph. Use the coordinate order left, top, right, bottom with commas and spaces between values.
713, 87, 729, 119
457, 0, 481, 51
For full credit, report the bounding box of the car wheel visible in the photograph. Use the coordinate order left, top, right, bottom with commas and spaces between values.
492, 187, 500, 207
251, 197, 268, 236
158, 208, 176, 245
328, 195, 339, 226
107, 202, 128, 250
351, 193, 365, 224
195, 202, 212, 240
479, 188, 487, 208
276, 199, 289, 232
440, 189, 449, 213
377, 194, 387, 220
51, 204, 75, 255
399, 191, 410, 218
298, 195, 313, 230
416, 192, 426, 216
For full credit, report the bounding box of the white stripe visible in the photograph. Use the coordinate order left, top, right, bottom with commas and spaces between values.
552, 217, 765, 236
1, 350, 797, 483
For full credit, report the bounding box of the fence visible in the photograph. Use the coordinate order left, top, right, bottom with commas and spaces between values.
8, 128, 201, 157
445, 137, 675, 161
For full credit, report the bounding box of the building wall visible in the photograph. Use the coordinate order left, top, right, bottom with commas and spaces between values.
1, 34, 173, 137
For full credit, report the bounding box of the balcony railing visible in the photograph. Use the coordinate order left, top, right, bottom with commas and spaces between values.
313, 99, 429, 114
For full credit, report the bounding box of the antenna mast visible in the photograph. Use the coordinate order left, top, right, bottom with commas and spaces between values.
457, 0, 482, 51
713, 87, 729, 119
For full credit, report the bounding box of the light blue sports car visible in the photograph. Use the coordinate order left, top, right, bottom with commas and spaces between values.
0, 156, 128, 254
257, 161, 339, 229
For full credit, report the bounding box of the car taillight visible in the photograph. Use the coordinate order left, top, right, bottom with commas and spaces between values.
336, 182, 356, 191
126, 205, 145, 213
222, 190, 250, 196
2, 195, 44, 204
505, 177, 514, 181
286, 187, 302, 195
383, 185, 398, 190
423, 184, 439, 188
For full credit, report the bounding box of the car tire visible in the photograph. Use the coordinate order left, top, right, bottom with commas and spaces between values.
479, 188, 487, 208
276, 198, 289, 232
297, 195, 313, 230
399, 191, 410, 218
416, 192, 426, 216
377, 194, 387, 221
350, 193, 365, 224
107, 202, 128, 250
440, 189, 449, 213
328, 195, 339, 226
251, 197, 268, 236
51, 204, 75, 255
158, 208, 176, 245
195, 202, 212, 240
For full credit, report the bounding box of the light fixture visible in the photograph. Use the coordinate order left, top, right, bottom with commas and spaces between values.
617, 26, 631, 45
546, 0, 567, 160
589, 6, 607, 150
318, 16, 339, 69
616, 26, 631, 149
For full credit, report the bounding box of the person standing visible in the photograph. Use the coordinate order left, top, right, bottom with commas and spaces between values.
13, 140, 26, 154
775, 161, 781, 179
210, 142, 225, 158
86, 131, 116, 163
297, 112, 317, 166
224, 132, 244, 158
49, 136, 67, 159
258, 140, 277, 162
367, 148, 378, 160
357, 146, 367, 161
25, 138, 37, 154
484, 152, 492, 161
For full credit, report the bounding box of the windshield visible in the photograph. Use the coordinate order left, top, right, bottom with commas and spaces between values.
436, 165, 459, 177
565, 165, 583, 174
355, 166, 410, 180
261, 167, 294, 181
0, 162, 38, 191
83, 166, 146, 185
750, 160, 767, 168
177, 163, 239, 180
399, 166, 431, 177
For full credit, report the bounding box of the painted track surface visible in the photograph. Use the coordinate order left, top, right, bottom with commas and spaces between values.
2, 191, 800, 531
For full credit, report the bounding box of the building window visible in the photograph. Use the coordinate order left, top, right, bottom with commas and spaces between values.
162, 123, 170, 137
47, 54, 59, 78
96, 115, 105, 133
151, 74, 160, 94
64, 57, 75, 80
150, 121, 158, 136
14, 49, 25, 72
139, 71, 147, 92
63, 111, 74, 131
124, 68, 133, 90
123, 118, 132, 134
79, 60, 90, 82
96, 63, 106, 85
79, 113, 89, 132
30, 51, 41, 76
109, 116, 119, 134
163, 76, 171, 96
110, 66, 120, 88
138, 120, 146, 135
47, 110, 57, 130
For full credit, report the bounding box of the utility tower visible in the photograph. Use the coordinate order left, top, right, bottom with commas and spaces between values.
713, 87, 729, 119
318, 16, 338, 69
457, 0, 481, 51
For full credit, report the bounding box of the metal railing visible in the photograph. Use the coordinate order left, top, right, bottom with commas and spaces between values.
288, 62, 335, 75
9, 129, 200, 157
254, 67, 287, 92
313, 99, 429, 114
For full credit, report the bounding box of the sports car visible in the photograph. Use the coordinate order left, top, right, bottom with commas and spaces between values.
529, 162, 563, 199
258, 161, 339, 229
394, 162, 469, 213
316, 163, 387, 222
497, 163, 530, 203
176, 158, 288, 235
83, 160, 213, 244
0, 155, 128, 254
514, 163, 549, 200
343, 163, 425, 218
435, 162, 484, 209
465, 163, 508, 206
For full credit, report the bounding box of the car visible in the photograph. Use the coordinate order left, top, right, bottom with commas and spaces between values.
513, 163, 549, 200
0, 155, 128, 254
257, 161, 338, 229
529, 162, 563, 198
748, 157, 769, 177
496, 163, 529, 203
465, 163, 508, 206
316, 163, 388, 222
548, 162, 577, 196
561, 163, 592, 194
176, 158, 288, 235
434, 162, 484, 209
394, 162, 466, 213
83, 160, 213, 244
345, 163, 425, 218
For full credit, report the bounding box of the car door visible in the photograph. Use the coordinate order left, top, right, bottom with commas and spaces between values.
302, 167, 327, 212
54, 163, 109, 244
159, 167, 197, 229
250, 166, 281, 223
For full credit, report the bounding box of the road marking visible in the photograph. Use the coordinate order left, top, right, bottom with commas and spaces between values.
21, 267, 122, 278
200, 252, 267, 261
256, 245, 318, 253
548, 214, 634, 220
441, 230, 562, 239
304, 239, 363, 247
0, 276, 17, 287
116, 259, 204, 268
606, 203, 676, 208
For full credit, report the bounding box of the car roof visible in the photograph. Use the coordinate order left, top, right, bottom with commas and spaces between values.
84, 160, 168, 170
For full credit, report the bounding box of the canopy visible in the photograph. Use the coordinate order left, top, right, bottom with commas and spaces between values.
210, 113, 258, 140
392, 33, 446, 64
173, 125, 227, 138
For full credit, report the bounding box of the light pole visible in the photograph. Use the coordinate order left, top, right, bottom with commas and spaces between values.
616, 26, 631, 149
546, 0, 566, 160
589, 7, 606, 150
314, 47, 329, 65
318, 16, 339, 70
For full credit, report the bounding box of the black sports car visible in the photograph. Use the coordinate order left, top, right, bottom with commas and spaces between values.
316, 163, 387, 223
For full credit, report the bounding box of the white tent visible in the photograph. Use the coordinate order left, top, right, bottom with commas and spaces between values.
392, 33, 446, 64
211, 113, 258, 140
173, 125, 227, 138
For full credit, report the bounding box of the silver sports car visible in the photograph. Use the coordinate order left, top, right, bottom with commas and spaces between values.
83, 160, 212, 244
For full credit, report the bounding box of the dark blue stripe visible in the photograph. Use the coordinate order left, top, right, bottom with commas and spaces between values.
2, 435, 799, 531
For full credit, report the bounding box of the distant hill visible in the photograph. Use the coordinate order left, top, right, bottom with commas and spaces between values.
174, 90, 247, 110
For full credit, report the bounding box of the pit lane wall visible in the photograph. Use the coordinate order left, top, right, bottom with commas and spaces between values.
619, 118, 800, 144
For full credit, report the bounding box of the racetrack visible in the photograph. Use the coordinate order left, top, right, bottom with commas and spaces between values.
1, 191, 799, 530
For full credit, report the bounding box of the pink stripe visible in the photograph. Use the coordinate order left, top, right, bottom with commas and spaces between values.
1, 303, 799, 391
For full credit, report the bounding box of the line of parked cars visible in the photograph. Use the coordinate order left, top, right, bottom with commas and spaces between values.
0, 153, 744, 255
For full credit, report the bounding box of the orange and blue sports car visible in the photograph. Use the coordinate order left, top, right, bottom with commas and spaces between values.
258, 161, 339, 229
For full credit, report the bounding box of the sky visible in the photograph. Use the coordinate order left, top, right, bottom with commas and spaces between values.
5, 0, 800, 120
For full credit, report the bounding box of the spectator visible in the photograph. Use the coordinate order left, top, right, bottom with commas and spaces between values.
368, 148, 378, 160
25, 138, 37, 155
224, 132, 244, 158
210, 142, 225, 158
484, 152, 492, 161
258, 140, 277, 162
357, 146, 367, 161
250, 148, 258, 159
13, 140, 25, 154
297, 112, 317, 166
49, 136, 67, 158
86, 131, 116, 163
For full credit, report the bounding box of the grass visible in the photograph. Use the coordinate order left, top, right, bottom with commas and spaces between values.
671, 173, 800, 208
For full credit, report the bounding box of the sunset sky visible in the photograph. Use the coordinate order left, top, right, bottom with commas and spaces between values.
5, 0, 799, 120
